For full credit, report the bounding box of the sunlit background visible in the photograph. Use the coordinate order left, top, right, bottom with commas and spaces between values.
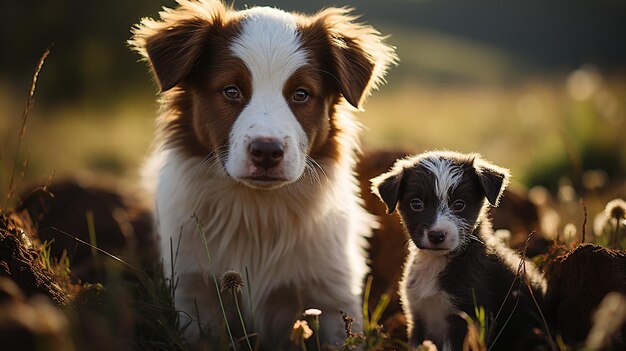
1, 0, 625, 238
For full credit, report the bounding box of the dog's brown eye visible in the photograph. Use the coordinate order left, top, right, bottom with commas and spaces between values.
410, 198, 424, 212
223, 86, 240, 100
452, 200, 465, 212
293, 89, 309, 102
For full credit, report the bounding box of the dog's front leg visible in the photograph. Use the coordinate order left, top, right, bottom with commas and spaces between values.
254, 284, 304, 350
174, 271, 222, 342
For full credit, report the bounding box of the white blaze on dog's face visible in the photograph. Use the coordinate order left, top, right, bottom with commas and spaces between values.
131, 3, 396, 190
371, 151, 509, 254
226, 8, 308, 188
416, 157, 466, 252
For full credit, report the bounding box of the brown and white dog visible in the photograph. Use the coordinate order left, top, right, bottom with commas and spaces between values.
130, 0, 395, 348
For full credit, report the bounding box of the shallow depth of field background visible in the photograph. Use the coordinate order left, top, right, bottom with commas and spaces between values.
1, 0, 625, 234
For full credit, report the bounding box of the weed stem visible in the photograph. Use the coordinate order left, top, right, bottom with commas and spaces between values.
233, 290, 254, 351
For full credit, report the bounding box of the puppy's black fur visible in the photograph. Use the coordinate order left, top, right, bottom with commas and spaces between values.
371, 151, 549, 350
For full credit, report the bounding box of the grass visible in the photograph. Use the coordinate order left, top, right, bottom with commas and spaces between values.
192, 213, 238, 350
2, 73, 624, 196
360, 78, 625, 190
0, 88, 155, 192
1, 81, 624, 349
1, 43, 625, 350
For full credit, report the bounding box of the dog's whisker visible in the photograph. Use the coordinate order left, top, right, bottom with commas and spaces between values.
306, 156, 328, 181
194, 147, 230, 178
303, 164, 316, 186
305, 161, 325, 190
305, 161, 320, 181
194, 154, 215, 177
468, 234, 484, 244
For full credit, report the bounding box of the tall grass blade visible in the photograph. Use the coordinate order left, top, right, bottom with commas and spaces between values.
86, 210, 99, 264
362, 275, 373, 333
233, 290, 253, 351
192, 213, 237, 350
4, 46, 51, 209
370, 293, 389, 328
244, 266, 254, 329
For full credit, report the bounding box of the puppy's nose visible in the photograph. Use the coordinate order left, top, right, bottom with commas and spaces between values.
249, 139, 284, 169
427, 230, 446, 244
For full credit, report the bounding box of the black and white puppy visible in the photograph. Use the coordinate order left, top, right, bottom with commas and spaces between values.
371, 151, 548, 351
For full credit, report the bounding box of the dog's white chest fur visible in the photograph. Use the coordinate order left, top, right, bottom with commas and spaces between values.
151, 149, 374, 341
401, 248, 455, 350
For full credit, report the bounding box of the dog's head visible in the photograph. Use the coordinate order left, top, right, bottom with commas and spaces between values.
131, 0, 395, 190
371, 151, 509, 254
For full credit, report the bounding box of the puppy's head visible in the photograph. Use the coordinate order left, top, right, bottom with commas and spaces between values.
130, 1, 396, 190
371, 151, 509, 254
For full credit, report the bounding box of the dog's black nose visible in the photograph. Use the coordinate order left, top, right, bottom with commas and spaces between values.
249, 140, 284, 169
427, 230, 446, 244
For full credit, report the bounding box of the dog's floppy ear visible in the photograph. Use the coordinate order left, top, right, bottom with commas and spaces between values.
371, 169, 403, 214
143, 20, 209, 91
474, 158, 510, 207
129, 2, 226, 91
313, 8, 397, 109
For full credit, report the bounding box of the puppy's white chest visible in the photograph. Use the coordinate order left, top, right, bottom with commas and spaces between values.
404, 250, 448, 300
402, 250, 455, 349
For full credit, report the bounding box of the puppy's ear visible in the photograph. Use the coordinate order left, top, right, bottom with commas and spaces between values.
474, 159, 510, 207
371, 169, 403, 214
143, 20, 210, 91
312, 8, 397, 109
129, 2, 226, 91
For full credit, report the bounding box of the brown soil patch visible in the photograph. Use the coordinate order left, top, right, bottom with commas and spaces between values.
545, 243, 626, 347
0, 211, 69, 305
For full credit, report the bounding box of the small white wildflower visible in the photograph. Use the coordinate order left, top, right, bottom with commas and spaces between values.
290, 320, 313, 343
594, 212, 609, 237
528, 186, 550, 207
541, 208, 561, 239
557, 181, 576, 203
563, 223, 577, 242
416, 339, 438, 351
304, 308, 322, 317
605, 199, 626, 222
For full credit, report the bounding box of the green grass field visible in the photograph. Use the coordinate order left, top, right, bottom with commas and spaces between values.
1, 18, 625, 350
2, 71, 624, 191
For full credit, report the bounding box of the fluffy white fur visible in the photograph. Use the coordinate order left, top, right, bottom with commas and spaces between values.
420, 157, 463, 203
154, 141, 375, 344
400, 247, 454, 351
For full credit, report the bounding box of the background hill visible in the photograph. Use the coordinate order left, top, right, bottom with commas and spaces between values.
1, 0, 625, 194
2, 0, 626, 102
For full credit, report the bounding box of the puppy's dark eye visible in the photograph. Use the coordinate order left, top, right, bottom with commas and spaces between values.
293, 89, 309, 102
223, 86, 240, 100
452, 200, 466, 212
410, 198, 424, 212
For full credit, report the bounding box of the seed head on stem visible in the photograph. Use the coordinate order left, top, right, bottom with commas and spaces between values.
220, 271, 244, 293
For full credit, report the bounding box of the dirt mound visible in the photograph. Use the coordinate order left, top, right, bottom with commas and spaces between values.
545, 243, 626, 347
0, 211, 69, 305
21, 175, 156, 283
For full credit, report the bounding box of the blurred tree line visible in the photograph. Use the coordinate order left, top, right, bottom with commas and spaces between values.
0, 0, 175, 105
1, 0, 625, 106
